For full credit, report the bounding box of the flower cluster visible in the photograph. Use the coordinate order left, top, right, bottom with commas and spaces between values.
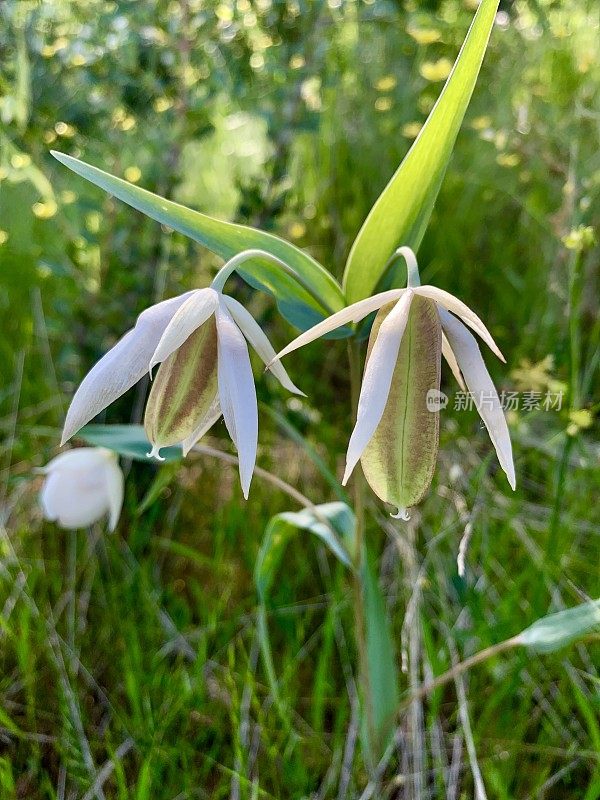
41, 247, 515, 529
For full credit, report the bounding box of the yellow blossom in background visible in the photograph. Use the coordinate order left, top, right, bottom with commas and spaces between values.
70, 54, 87, 67
562, 225, 596, 252
43, 130, 58, 144
419, 58, 453, 82
153, 97, 173, 113
497, 153, 521, 167
0, 230, 9, 245
60, 190, 77, 204
471, 115, 492, 130
11, 153, 31, 169
567, 409, 594, 436
289, 221, 306, 239
124, 166, 142, 183
408, 27, 442, 45
55, 121, 76, 137
289, 54, 305, 69
375, 96, 393, 112
402, 121, 423, 138
375, 75, 397, 92
32, 200, 58, 219
510, 355, 565, 394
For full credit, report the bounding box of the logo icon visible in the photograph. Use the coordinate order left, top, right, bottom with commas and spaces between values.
426, 389, 448, 412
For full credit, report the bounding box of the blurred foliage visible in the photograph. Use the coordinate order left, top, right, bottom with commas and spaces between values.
0, 0, 599, 797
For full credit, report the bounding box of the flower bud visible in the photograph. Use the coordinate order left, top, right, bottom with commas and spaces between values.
39, 448, 124, 530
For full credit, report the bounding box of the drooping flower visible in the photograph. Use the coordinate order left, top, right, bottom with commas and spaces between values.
39, 447, 124, 530
270, 247, 515, 516
61, 251, 303, 498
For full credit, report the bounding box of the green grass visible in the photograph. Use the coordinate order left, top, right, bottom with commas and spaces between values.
1, 0, 599, 796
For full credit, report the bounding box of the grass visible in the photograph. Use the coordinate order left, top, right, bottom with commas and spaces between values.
1, 0, 599, 797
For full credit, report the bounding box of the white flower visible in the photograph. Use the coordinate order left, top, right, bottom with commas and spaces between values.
39, 448, 124, 530
270, 247, 515, 512
61, 256, 303, 499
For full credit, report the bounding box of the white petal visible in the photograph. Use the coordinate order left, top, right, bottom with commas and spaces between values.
215, 302, 258, 499
440, 309, 515, 490
222, 295, 304, 396
442, 331, 466, 391
181, 395, 222, 455
269, 289, 406, 365
148, 288, 219, 374
103, 455, 124, 531
414, 286, 505, 362
40, 447, 110, 475
40, 464, 109, 529
343, 292, 414, 484
62, 291, 196, 444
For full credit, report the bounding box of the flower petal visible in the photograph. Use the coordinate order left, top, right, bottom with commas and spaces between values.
40, 459, 109, 528
103, 455, 124, 531
360, 295, 442, 511
222, 295, 304, 396
268, 289, 406, 365
442, 331, 466, 390
414, 286, 505, 362
144, 317, 219, 453
148, 288, 219, 374
343, 292, 414, 484
216, 301, 258, 499
440, 308, 515, 489
181, 395, 222, 456
62, 291, 196, 444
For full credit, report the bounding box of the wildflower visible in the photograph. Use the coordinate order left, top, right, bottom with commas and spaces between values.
61, 251, 303, 498
270, 247, 515, 516
39, 448, 124, 530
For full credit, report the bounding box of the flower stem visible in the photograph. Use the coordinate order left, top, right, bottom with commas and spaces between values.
348, 339, 376, 760
210, 248, 336, 315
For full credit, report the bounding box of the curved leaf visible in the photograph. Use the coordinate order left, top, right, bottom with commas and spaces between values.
343, 0, 500, 303
51, 151, 345, 326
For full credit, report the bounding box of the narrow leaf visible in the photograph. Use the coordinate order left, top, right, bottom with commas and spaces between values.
519, 600, 600, 654
361, 551, 399, 766
343, 0, 500, 303
255, 502, 355, 603
51, 151, 344, 326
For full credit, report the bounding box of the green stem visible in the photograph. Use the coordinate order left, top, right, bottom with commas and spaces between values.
348, 339, 376, 760
210, 248, 336, 315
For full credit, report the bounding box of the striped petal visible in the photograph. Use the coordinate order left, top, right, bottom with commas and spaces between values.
144, 316, 219, 455
269, 289, 406, 365
149, 288, 219, 374
216, 301, 258, 499
181, 395, 222, 456
440, 309, 515, 490
360, 295, 442, 513
415, 286, 505, 362
222, 295, 304, 396
62, 291, 195, 444
343, 292, 414, 484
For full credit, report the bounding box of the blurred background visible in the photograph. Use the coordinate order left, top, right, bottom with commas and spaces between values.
1, 0, 599, 797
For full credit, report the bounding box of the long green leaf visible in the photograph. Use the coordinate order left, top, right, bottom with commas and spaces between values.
343, 0, 500, 303
78, 424, 183, 462
361, 551, 399, 767
51, 151, 344, 327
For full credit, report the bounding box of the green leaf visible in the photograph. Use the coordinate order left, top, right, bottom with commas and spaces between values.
361, 295, 441, 511
519, 599, 600, 654
51, 151, 344, 327
255, 502, 355, 602
343, 0, 500, 303
360, 551, 399, 766
78, 424, 182, 462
